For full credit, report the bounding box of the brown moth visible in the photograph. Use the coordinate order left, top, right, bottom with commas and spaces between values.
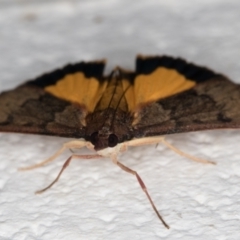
1, 55, 240, 228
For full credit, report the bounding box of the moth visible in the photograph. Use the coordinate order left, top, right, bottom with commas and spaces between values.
1, 55, 240, 229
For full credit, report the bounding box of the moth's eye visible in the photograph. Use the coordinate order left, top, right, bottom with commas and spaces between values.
90, 132, 98, 145
108, 134, 118, 147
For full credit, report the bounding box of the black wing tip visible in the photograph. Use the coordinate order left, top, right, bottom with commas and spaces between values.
25, 60, 106, 88
136, 55, 223, 83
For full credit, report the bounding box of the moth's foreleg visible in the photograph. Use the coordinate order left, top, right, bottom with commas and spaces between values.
35, 154, 102, 194
125, 136, 215, 165
112, 156, 169, 229
19, 140, 89, 171
161, 138, 215, 165
124, 136, 165, 147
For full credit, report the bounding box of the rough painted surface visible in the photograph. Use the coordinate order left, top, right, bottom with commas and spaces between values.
1, 0, 240, 239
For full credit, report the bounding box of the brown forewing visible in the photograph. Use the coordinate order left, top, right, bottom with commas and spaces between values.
0, 85, 86, 138
133, 76, 240, 137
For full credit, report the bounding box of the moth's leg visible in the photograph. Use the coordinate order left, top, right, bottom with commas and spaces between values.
111, 156, 169, 229
35, 154, 101, 194
125, 136, 215, 165
118, 136, 165, 154
124, 136, 165, 147
161, 138, 215, 165
19, 140, 89, 171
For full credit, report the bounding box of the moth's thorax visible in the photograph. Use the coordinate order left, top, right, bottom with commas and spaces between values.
85, 108, 133, 151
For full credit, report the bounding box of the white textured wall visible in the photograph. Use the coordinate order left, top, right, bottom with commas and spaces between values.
0, 1, 240, 239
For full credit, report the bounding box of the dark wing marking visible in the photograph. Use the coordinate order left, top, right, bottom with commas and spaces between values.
136, 55, 222, 83
0, 85, 86, 138
25, 60, 105, 88
133, 76, 240, 137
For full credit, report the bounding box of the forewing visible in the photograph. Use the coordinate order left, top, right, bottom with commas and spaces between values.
132, 56, 240, 137
0, 61, 106, 138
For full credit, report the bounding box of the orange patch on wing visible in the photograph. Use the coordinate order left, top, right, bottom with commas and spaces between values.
123, 67, 196, 111
45, 73, 107, 112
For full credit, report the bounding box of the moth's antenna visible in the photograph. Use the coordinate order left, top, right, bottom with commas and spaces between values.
102, 68, 131, 129
110, 81, 131, 130
106, 68, 119, 112
97, 69, 120, 130
95, 69, 118, 117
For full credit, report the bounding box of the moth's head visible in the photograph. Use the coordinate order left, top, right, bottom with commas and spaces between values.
89, 128, 119, 151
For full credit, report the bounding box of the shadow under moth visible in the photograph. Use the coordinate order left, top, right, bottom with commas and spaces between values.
1, 55, 240, 228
